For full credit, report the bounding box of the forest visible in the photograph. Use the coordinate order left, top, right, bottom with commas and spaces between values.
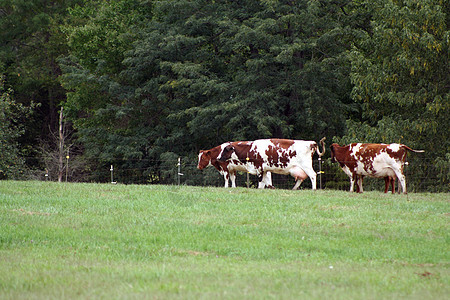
0, 0, 448, 190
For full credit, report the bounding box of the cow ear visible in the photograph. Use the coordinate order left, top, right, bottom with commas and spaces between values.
200, 150, 209, 157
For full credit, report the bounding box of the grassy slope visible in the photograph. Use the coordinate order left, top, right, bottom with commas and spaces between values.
0, 181, 448, 299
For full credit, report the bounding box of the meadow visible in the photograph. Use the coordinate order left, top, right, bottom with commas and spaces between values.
0, 181, 448, 299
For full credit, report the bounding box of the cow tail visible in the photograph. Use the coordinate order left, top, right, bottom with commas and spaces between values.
403, 145, 425, 153
317, 137, 326, 157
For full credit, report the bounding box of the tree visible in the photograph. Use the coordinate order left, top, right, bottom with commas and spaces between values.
59, 0, 154, 181
0, 0, 84, 159
121, 0, 361, 150
0, 75, 35, 179
346, 0, 449, 191
58, 0, 367, 183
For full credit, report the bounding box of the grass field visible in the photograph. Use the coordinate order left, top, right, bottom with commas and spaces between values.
0, 181, 448, 299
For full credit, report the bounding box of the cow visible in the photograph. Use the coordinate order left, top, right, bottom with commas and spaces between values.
198, 143, 272, 188
330, 143, 424, 194
217, 138, 326, 190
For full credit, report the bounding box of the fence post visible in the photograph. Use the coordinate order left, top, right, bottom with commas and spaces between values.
110, 165, 114, 184
318, 157, 322, 190
177, 157, 183, 185
246, 156, 250, 188
65, 150, 69, 182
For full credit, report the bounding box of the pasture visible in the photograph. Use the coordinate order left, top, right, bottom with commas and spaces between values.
0, 181, 448, 299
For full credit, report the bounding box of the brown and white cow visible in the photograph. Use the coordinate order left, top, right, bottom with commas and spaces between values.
218, 138, 326, 190
198, 143, 272, 188
330, 143, 424, 194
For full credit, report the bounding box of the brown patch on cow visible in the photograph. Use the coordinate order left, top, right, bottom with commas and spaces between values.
197, 150, 211, 170
265, 140, 296, 168
198, 145, 223, 170
270, 139, 294, 149
248, 150, 264, 170
386, 145, 407, 161
354, 144, 383, 174
310, 142, 317, 158
330, 143, 358, 173
265, 145, 280, 166
227, 142, 266, 170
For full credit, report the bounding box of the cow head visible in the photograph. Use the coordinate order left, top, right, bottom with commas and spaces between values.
218, 144, 235, 162
197, 150, 211, 169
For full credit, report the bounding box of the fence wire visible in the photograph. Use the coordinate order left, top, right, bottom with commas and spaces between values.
26, 156, 450, 193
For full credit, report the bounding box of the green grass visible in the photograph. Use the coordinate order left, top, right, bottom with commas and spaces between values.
0, 181, 448, 299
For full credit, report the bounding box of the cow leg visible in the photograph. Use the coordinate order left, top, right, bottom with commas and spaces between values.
353, 174, 363, 193
257, 172, 266, 189
292, 179, 303, 190
390, 169, 407, 194
391, 177, 395, 194
262, 171, 274, 189
266, 171, 273, 187
397, 174, 407, 194
230, 171, 236, 188
307, 170, 317, 190
356, 175, 364, 193
222, 172, 229, 188
384, 177, 389, 193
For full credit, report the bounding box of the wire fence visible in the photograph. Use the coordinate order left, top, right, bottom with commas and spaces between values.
25, 156, 449, 193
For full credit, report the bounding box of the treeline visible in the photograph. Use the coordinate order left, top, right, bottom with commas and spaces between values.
0, 0, 448, 190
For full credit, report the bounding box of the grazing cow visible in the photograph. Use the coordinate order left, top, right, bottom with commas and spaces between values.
198, 143, 272, 188
218, 138, 326, 190
330, 143, 424, 194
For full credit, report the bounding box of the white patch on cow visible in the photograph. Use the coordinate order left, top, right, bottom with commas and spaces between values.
387, 143, 401, 152
216, 142, 230, 164
341, 165, 353, 178
227, 160, 249, 173
339, 164, 356, 192
349, 143, 362, 160
198, 152, 211, 168
229, 152, 238, 161
252, 139, 271, 162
